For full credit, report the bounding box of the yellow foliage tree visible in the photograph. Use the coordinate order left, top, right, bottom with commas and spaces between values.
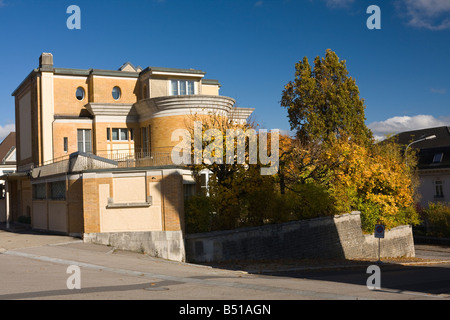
318, 137, 421, 232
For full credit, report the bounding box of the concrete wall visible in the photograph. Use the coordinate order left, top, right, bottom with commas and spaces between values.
185, 212, 415, 262
83, 212, 414, 264
83, 231, 185, 262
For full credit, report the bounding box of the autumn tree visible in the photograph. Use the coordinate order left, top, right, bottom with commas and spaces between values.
181, 110, 259, 189
278, 49, 420, 232
281, 49, 373, 146
325, 138, 421, 231
181, 110, 282, 232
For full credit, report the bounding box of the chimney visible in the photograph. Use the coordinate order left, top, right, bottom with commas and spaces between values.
39, 53, 53, 71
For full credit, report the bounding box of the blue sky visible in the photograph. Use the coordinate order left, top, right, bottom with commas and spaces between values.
0, 0, 449, 140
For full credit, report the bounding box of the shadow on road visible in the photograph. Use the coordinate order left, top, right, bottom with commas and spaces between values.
198, 256, 450, 297
0, 280, 181, 300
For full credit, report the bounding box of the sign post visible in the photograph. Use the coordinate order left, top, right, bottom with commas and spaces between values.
374, 224, 385, 263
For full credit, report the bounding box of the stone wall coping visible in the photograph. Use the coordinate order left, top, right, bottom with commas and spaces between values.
185, 212, 362, 240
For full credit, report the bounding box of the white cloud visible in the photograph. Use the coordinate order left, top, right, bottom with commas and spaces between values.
323, 0, 354, 9
399, 0, 450, 30
430, 87, 447, 95
0, 124, 15, 142
308, 0, 355, 9
254, 1, 263, 7
368, 115, 450, 141
0, 0, 5, 7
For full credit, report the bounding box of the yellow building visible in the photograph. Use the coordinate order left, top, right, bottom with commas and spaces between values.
1, 53, 253, 257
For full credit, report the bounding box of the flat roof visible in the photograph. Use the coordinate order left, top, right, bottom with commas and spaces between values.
12, 64, 210, 96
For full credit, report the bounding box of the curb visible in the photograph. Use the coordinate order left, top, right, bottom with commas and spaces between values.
236, 259, 450, 274
414, 236, 450, 246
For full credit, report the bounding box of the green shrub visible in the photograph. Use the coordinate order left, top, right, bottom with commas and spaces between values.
423, 202, 450, 238
357, 200, 382, 233
184, 182, 338, 234
284, 183, 337, 220
356, 200, 420, 234
184, 195, 214, 234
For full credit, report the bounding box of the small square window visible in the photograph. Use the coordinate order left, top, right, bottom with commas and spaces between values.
33, 184, 46, 200
433, 153, 443, 163
51, 181, 66, 200
111, 128, 129, 141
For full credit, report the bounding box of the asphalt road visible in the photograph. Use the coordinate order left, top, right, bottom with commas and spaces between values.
0, 228, 449, 304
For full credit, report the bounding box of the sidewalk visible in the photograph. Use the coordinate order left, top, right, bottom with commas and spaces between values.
0, 223, 81, 251
1, 223, 449, 273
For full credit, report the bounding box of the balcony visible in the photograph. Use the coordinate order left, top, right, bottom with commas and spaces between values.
134, 94, 237, 120
31, 151, 176, 178
95, 151, 174, 168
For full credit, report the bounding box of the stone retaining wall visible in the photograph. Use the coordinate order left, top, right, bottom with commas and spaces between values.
83, 212, 415, 263
185, 212, 415, 262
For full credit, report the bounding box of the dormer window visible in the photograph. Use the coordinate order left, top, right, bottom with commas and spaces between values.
171, 80, 195, 96
433, 152, 443, 163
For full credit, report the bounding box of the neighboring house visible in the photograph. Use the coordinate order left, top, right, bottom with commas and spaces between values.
0, 53, 253, 239
391, 126, 450, 209
0, 132, 16, 222
0, 132, 16, 179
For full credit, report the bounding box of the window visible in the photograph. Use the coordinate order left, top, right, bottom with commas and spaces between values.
64, 137, 68, 153
108, 128, 133, 142
112, 86, 121, 100
129, 128, 134, 141
433, 153, 444, 163
184, 184, 196, 201
77, 129, 92, 153
141, 126, 151, 154
435, 180, 444, 198
76, 87, 85, 101
171, 80, 195, 96
111, 128, 129, 141
50, 181, 66, 200
33, 183, 46, 200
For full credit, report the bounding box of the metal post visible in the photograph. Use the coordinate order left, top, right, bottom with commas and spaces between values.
378, 237, 381, 263
5, 180, 10, 229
